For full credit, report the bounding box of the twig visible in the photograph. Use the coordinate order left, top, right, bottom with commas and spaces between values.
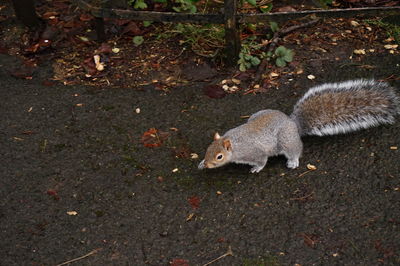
289, 192, 314, 201
202, 246, 233, 266
298, 169, 312, 177
252, 19, 320, 88
55, 248, 102, 266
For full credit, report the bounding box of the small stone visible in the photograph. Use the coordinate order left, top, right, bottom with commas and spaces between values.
350, 21, 360, 27
231, 78, 241, 84
307, 164, 317, 170
353, 49, 366, 55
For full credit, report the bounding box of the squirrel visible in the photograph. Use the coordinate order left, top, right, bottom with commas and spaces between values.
198, 79, 400, 173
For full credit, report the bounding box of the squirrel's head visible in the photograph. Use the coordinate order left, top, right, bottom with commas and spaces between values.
198, 132, 233, 170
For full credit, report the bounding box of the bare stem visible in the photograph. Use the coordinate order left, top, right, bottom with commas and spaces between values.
55, 248, 102, 266
202, 246, 233, 266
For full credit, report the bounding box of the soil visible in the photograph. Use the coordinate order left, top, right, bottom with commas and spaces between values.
1, 0, 400, 265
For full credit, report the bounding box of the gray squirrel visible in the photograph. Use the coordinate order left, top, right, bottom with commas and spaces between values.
198, 79, 400, 173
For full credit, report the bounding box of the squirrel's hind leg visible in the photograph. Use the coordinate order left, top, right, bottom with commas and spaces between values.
278, 122, 303, 169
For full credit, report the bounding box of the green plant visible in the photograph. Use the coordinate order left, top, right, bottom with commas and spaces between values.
172, 23, 225, 56
274, 46, 294, 67
238, 37, 263, 71
173, 0, 198, 13
127, 0, 148, 9
314, 0, 333, 9
143, 21, 153, 27
269, 21, 279, 32
260, 3, 273, 13
366, 19, 400, 44
133, 36, 144, 46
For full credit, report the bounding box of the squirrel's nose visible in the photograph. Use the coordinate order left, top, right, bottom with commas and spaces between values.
198, 160, 206, 169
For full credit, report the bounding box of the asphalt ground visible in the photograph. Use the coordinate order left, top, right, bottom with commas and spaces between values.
1, 52, 399, 265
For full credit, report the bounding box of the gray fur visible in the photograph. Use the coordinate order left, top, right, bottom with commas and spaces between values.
223, 110, 302, 173
291, 79, 400, 136
199, 79, 399, 172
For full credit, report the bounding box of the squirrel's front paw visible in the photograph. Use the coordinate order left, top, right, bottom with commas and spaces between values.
250, 165, 264, 173
286, 159, 299, 169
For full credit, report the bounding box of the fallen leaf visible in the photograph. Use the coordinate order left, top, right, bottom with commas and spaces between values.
231, 78, 241, 84
122, 21, 142, 36
42, 11, 58, 19
307, 75, 316, 80
353, 49, 366, 55
47, 189, 60, 200
270, 72, 279, 78
172, 145, 191, 158
22, 130, 35, 135
188, 196, 200, 209
93, 55, 105, 71
80, 13, 93, 21
384, 44, 398, 49
96, 43, 112, 54
186, 213, 195, 222
390, 146, 398, 150
67, 211, 78, 216
299, 233, 319, 248
277, 6, 297, 12
203, 85, 226, 99
170, 259, 189, 266
141, 128, 169, 147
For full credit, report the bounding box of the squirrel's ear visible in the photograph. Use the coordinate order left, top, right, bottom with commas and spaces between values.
223, 139, 231, 151
214, 132, 221, 140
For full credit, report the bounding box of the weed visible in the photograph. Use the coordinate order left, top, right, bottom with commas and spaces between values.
160, 23, 225, 57
274, 46, 294, 67
366, 19, 400, 44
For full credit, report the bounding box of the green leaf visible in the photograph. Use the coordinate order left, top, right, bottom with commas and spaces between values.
244, 54, 252, 60
246, 0, 257, 7
283, 50, 294, 62
269, 21, 279, 32
276, 57, 286, 67
133, 36, 144, 46
153, 0, 167, 2
260, 3, 273, 13
239, 63, 247, 72
275, 46, 287, 57
134, 0, 147, 9
189, 5, 197, 13
250, 56, 261, 66
143, 21, 153, 27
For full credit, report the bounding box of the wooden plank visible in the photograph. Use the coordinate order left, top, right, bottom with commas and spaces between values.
224, 0, 240, 67
240, 6, 400, 23
95, 17, 106, 42
11, 0, 41, 28
74, 0, 224, 24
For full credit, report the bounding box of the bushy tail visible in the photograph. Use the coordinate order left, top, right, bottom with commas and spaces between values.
290, 79, 400, 136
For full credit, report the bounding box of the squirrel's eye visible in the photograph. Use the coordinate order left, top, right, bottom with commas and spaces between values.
216, 154, 223, 160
